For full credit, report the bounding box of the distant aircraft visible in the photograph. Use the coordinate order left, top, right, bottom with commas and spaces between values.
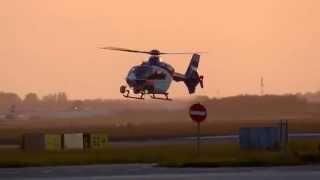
100, 47, 204, 101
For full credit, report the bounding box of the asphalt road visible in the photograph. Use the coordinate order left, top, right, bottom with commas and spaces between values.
1, 164, 320, 180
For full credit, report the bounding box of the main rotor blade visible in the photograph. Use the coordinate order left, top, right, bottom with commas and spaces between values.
99, 47, 150, 54
160, 52, 203, 55
100, 46, 206, 55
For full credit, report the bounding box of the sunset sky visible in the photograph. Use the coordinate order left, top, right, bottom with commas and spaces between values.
1, 0, 320, 99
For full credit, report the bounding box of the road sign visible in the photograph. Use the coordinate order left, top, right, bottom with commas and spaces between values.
189, 103, 207, 155
189, 103, 207, 123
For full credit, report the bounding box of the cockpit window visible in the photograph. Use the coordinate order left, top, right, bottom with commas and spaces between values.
130, 66, 166, 80
129, 67, 136, 73
134, 66, 153, 79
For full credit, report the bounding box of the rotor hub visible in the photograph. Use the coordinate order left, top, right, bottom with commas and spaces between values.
149, 49, 161, 56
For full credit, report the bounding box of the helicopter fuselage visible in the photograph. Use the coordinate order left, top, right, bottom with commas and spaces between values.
125, 56, 174, 95
109, 49, 203, 101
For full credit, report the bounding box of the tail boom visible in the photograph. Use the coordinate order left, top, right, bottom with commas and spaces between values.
173, 54, 203, 94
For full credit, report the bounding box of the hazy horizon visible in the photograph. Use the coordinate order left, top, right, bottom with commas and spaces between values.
1, 0, 320, 99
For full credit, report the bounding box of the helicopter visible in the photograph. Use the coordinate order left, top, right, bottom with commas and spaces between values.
100, 47, 204, 101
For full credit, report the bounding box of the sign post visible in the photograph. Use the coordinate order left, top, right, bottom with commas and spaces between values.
196, 121, 200, 155
189, 103, 207, 155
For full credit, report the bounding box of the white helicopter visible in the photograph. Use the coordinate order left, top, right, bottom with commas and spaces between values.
101, 47, 204, 101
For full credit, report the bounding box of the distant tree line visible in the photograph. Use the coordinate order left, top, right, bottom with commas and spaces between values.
301, 91, 320, 103
202, 95, 311, 119
1, 91, 320, 119
0, 92, 69, 112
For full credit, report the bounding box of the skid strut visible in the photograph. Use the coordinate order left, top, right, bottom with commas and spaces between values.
120, 85, 172, 101
151, 93, 172, 101
120, 85, 144, 100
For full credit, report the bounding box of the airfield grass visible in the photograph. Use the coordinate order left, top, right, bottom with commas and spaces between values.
0, 140, 320, 167
1, 117, 320, 167
2, 117, 320, 141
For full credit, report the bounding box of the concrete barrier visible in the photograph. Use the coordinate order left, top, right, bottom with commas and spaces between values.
84, 133, 108, 149
63, 133, 84, 150
23, 133, 62, 151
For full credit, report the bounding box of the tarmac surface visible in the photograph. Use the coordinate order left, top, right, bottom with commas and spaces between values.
1, 133, 320, 179
1, 164, 320, 180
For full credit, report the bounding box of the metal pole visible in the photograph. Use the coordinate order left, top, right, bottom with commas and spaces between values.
280, 120, 283, 146
286, 120, 288, 144
197, 122, 200, 155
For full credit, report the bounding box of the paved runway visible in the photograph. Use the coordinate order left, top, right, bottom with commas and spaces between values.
1, 164, 320, 180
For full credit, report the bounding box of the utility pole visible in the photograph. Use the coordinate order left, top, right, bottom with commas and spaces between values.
260, 76, 264, 96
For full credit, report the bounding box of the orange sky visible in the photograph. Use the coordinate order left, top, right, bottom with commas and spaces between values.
1, 0, 320, 99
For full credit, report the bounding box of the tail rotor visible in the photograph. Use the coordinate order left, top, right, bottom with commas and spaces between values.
199, 75, 204, 88
183, 54, 204, 94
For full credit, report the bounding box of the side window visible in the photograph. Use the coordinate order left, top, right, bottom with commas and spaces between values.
148, 70, 166, 80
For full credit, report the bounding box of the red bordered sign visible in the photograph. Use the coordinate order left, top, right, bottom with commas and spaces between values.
189, 103, 207, 123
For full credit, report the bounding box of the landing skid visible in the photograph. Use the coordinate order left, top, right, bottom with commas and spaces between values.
150, 93, 172, 101
123, 95, 145, 100
121, 89, 172, 101
123, 90, 145, 100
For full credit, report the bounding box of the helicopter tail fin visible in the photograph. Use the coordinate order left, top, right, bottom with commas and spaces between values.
184, 54, 203, 94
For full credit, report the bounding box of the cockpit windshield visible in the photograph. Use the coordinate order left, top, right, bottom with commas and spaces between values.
133, 66, 153, 79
